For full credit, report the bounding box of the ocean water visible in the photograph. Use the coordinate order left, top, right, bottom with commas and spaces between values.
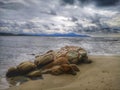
0, 36, 120, 89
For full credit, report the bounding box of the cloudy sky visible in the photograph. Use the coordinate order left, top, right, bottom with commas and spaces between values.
0, 0, 120, 34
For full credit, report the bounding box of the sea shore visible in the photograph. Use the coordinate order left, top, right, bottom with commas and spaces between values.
5, 55, 120, 90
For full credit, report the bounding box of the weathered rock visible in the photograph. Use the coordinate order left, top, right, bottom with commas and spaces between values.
53, 57, 69, 65
27, 70, 42, 77
6, 67, 19, 77
6, 46, 91, 78
66, 50, 79, 64
42, 66, 63, 75
41, 57, 69, 70
34, 46, 90, 69
78, 49, 87, 56
50, 66, 63, 75
34, 52, 54, 68
55, 49, 68, 58
69, 64, 80, 72
54, 46, 89, 64
63, 46, 90, 64
17, 61, 36, 75
42, 64, 80, 75
60, 64, 78, 75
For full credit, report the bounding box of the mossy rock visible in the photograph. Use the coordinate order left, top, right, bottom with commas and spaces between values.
57, 46, 89, 64
66, 50, 79, 64
78, 49, 87, 57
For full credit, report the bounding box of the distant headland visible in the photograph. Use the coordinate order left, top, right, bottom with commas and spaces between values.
0, 32, 90, 37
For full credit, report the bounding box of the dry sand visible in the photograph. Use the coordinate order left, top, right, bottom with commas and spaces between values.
6, 55, 120, 90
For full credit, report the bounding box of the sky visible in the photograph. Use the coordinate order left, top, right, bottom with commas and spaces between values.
0, 0, 120, 35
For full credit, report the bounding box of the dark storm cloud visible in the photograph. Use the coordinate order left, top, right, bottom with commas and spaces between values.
0, 1, 28, 10
62, 0, 74, 4
95, 0, 120, 6
62, 0, 120, 6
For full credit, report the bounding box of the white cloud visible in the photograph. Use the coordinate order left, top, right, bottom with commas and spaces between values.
104, 15, 120, 27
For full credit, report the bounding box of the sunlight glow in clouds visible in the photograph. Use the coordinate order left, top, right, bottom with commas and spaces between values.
51, 16, 76, 27
83, 6, 117, 17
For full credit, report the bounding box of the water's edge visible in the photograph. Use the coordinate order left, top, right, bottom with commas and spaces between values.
0, 36, 120, 89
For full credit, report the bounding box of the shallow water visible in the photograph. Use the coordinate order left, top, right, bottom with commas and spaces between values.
0, 36, 120, 89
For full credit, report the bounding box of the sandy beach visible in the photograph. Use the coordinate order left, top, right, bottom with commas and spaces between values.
5, 55, 120, 90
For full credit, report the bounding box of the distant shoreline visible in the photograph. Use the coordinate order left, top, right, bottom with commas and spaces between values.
0, 32, 90, 37
1, 32, 120, 38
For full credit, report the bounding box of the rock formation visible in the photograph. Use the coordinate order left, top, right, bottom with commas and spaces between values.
6, 46, 92, 78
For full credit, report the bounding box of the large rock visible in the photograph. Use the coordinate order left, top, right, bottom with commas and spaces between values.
56, 46, 89, 64
6, 67, 19, 77
6, 46, 91, 78
53, 57, 69, 65
42, 64, 80, 75
17, 61, 36, 75
49, 65, 63, 75
60, 64, 80, 75
35, 46, 90, 69
40, 57, 69, 70
34, 51, 54, 68
42, 66, 63, 75
66, 50, 79, 64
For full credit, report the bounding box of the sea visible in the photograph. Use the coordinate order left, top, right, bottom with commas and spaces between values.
0, 36, 120, 89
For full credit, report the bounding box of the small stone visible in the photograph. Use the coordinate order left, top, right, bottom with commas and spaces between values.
27, 70, 42, 77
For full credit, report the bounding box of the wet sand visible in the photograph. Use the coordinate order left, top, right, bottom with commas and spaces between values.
6, 55, 120, 90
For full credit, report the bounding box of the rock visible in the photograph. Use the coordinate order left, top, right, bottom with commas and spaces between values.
55, 49, 68, 58
6, 67, 19, 77
66, 50, 79, 64
17, 61, 36, 75
60, 64, 77, 75
78, 49, 87, 57
42, 64, 80, 75
78, 49, 92, 63
70, 64, 80, 72
27, 70, 42, 78
34, 46, 90, 69
53, 57, 69, 65
34, 52, 54, 68
7, 76, 30, 86
41, 57, 70, 70
42, 66, 63, 75
55, 46, 89, 64
6, 46, 91, 78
